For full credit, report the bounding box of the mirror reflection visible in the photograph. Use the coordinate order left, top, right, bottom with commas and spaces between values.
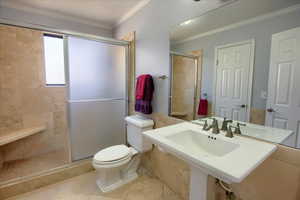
169, 0, 300, 148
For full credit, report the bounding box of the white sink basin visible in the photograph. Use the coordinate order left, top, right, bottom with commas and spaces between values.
143, 122, 277, 200
166, 130, 239, 157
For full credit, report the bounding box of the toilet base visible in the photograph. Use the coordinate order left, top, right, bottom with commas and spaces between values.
96, 172, 138, 193
94, 153, 140, 193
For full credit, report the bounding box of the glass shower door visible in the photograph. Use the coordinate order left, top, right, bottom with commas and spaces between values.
67, 36, 127, 161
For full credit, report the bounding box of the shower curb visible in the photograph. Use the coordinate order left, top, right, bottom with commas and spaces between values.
0, 158, 93, 199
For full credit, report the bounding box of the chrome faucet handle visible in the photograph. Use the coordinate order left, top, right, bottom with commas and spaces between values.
234, 123, 246, 135
225, 125, 235, 138
211, 118, 220, 134
221, 117, 233, 131
198, 119, 209, 130
237, 122, 246, 127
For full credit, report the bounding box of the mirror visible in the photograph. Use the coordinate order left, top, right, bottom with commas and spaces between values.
169, 0, 300, 148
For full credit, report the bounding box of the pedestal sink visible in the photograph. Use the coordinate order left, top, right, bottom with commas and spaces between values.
143, 122, 277, 200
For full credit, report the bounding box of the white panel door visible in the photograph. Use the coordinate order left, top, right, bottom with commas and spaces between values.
215, 41, 253, 122
266, 27, 300, 148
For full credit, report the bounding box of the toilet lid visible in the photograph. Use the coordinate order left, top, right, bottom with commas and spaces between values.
94, 145, 131, 162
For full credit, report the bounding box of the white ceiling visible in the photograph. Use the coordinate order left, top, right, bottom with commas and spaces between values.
171, 0, 300, 43
0, 0, 151, 30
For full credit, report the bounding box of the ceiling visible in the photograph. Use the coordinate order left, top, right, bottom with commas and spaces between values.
0, 0, 151, 29
171, 0, 300, 43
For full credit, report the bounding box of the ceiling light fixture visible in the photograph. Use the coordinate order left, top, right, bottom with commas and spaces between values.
180, 20, 193, 26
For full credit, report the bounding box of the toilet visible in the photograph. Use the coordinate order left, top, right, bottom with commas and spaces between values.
92, 115, 154, 193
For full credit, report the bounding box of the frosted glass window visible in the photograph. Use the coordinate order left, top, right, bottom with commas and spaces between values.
43, 34, 66, 85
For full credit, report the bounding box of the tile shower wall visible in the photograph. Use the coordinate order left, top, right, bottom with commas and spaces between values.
171, 56, 196, 121
0, 25, 70, 180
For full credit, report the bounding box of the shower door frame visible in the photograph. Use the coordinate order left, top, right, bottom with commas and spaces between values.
64, 36, 130, 161
0, 18, 130, 163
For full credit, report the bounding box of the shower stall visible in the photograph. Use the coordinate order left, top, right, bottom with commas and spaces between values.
169, 52, 201, 121
0, 23, 129, 184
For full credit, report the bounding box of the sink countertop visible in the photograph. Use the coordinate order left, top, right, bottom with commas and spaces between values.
143, 122, 277, 183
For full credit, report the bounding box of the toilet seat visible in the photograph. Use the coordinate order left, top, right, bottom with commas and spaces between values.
93, 145, 132, 166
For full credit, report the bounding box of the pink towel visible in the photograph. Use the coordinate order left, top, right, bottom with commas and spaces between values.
198, 99, 208, 115
135, 74, 150, 100
135, 75, 154, 114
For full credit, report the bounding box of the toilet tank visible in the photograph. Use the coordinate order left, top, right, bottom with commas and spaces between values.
125, 115, 154, 152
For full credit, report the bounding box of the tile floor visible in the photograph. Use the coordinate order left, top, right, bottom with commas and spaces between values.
6, 171, 183, 200
0, 150, 69, 183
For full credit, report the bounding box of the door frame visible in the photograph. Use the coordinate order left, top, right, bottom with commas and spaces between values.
212, 39, 255, 122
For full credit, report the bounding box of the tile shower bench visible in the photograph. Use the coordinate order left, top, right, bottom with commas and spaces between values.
0, 125, 46, 147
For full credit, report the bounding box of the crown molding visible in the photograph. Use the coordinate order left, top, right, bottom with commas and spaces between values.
174, 4, 300, 45
116, 0, 151, 26
0, 1, 112, 30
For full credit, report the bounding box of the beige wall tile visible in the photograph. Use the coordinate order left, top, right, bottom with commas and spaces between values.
0, 159, 93, 199
142, 147, 190, 200
232, 157, 300, 200
0, 25, 70, 178
2, 140, 25, 161
0, 88, 22, 117
271, 145, 300, 167
250, 108, 266, 125
53, 111, 67, 135
0, 151, 3, 168
0, 65, 18, 89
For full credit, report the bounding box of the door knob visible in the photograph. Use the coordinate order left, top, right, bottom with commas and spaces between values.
239, 104, 247, 108
267, 108, 275, 113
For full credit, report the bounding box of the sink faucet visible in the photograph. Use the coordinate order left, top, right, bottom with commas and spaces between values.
194, 118, 220, 134
221, 117, 233, 131
193, 119, 209, 131
234, 122, 246, 135
225, 125, 235, 138
210, 118, 220, 134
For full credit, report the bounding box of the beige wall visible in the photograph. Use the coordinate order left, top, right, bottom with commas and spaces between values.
0, 25, 69, 163
143, 113, 300, 200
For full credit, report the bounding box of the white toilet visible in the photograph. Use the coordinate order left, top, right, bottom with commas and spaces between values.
92, 115, 154, 193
